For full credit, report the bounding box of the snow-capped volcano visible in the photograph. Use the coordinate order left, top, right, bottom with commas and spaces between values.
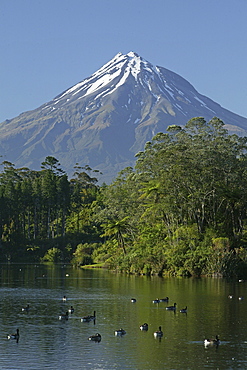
41, 51, 214, 120
57, 52, 144, 100
0, 52, 247, 183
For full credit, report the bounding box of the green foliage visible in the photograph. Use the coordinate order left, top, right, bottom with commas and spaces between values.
163, 225, 208, 276
2, 118, 247, 278
93, 117, 247, 277
91, 242, 112, 264
0, 156, 100, 261
71, 243, 94, 266
41, 247, 62, 263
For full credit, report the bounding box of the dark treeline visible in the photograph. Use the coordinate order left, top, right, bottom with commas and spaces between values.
0, 157, 100, 262
2, 117, 247, 278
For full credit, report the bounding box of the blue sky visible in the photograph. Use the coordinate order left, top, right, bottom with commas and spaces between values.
1, 0, 247, 123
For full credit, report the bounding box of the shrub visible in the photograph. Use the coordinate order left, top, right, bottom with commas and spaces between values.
41, 247, 62, 263
71, 243, 94, 266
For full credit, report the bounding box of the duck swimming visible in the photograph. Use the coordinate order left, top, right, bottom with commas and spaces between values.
88, 333, 101, 342
180, 306, 187, 313
140, 323, 148, 331
204, 335, 220, 346
152, 298, 160, 304
59, 311, 69, 320
81, 311, 96, 322
131, 298, 136, 303
8, 328, 19, 342
159, 297, 169, 302
68, 306, 74, 313
166, 303, 177, 311
22, 304, 30, 312
114, 328, 126, 336
154, 326, 163, 338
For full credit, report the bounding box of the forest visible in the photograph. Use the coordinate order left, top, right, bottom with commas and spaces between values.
1, 117, 247, 278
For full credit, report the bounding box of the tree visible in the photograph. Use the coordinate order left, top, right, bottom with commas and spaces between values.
101, 216, 132, 255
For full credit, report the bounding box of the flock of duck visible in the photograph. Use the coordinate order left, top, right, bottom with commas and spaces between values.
7, 294, 224, 346
132, 297, 220, 346
136, 297, 188, 340
7, 296, 99, 344
147, 289, 245, 347
85, 296, 189, 342
139, 297, 220, 346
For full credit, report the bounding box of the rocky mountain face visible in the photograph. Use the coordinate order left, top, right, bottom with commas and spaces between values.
1, 51, 247, 183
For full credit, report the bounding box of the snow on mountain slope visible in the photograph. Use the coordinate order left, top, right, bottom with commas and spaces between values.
39, 51, 229, 126
0, 51, 247, 183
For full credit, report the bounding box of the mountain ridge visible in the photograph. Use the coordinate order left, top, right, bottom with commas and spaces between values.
1, 51, 247, 183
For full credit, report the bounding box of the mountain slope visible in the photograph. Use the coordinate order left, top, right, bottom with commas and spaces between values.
1, 51, 247, 183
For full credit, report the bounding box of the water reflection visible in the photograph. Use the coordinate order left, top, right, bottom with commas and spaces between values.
0, 264, 246, 369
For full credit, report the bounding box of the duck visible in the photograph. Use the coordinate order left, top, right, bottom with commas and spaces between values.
131, 298, 136, 303
68, 306, 74, 313
59, 311, 69, 320
228, 295, 233, 299
239, 296, 244, 301
8, 328, 20, 341
62, 296, 67, 302
81, 311, 96, 322
180, 306, 187, 313
154, 326, 163, 338
22, 304, 30, 312
159, 297, 169, 302
114, 328, 126, 336
204, 335, 220, 346
140, 323, 148, 331
152, 298, 160, 304
166, 303, 177, 311
88, 333, 101, 342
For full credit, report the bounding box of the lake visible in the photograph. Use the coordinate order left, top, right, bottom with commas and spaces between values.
0, 263, 246, 369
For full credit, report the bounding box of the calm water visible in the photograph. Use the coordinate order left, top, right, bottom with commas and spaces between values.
0, 264, 246, 369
